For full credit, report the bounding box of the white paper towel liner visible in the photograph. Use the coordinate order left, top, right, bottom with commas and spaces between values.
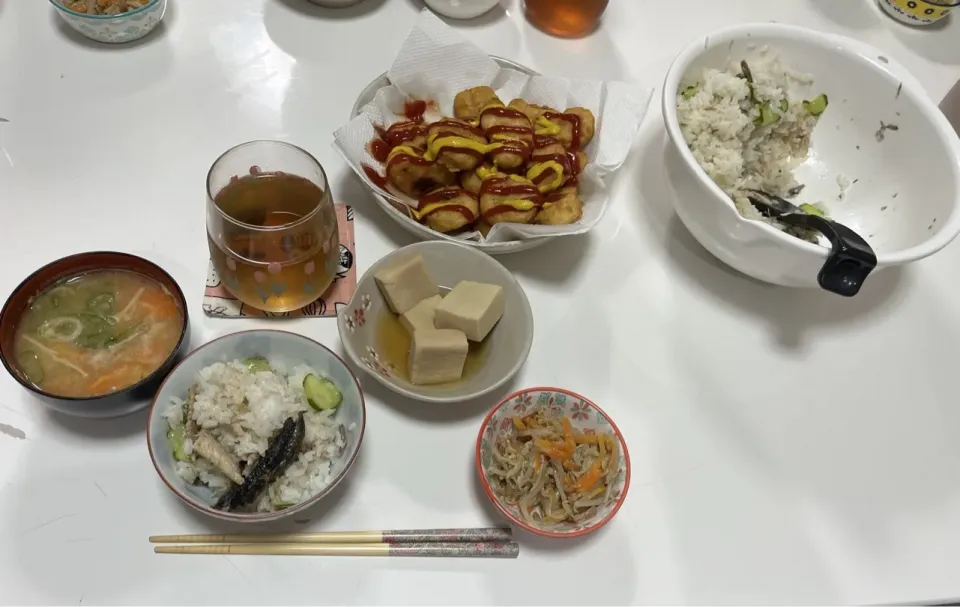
333, 9, 653, 243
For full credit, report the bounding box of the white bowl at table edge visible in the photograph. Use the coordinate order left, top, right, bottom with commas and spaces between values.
661, 22, 960, 288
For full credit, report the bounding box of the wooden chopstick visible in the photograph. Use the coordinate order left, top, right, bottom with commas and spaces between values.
154, 541, 519, 558
150, 527, 512, 545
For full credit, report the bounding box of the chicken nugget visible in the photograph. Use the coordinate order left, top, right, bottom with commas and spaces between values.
531, 135, 566, 157
414, 187, 479, 233
386, 147, 456, 198
564, 107, 596, 148
381, 121, 428, 151
508, 98, 552, 122
476, 104, 534, 170
576, 151, 589, 173
536, 108, 595, 150
461, 164, 507, 195
535, 186, 583, 225
454, 86, 502, 121
425, 119, 489, 172
479, 177, 542, 225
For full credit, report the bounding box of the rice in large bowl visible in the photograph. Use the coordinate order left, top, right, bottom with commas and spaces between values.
661, 23, 960, 288
676, 48, 829, 240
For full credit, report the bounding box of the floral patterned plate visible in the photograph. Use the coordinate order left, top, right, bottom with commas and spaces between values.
476, 387, 631, 538
337, 241, 534, 404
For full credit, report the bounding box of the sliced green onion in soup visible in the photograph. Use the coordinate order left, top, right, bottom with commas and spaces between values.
72, 313, 116, 349
47, 285, 75, 300
38, 317, 83, 341
86, 293, 116, 315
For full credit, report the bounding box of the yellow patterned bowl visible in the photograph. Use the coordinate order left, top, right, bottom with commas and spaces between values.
879, 0, 958, 25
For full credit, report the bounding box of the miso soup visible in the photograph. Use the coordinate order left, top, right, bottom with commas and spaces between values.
13, 270, 183, 398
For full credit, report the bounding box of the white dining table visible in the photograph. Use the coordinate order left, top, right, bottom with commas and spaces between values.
3, 0, 960, 604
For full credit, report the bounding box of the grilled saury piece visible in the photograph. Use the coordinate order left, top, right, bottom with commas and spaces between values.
214, 413, 307, 512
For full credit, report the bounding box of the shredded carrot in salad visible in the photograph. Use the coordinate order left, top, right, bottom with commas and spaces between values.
486, 406, 620, 527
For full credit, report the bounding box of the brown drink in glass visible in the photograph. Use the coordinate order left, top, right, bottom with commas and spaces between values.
206, 141, 340, 313
524, 0, 610, 38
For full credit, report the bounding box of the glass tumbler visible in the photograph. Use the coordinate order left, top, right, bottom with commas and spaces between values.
524, 0, 610, 38
206, 141, 340, 313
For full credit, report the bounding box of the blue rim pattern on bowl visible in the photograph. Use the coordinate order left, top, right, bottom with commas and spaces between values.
50, 0, 167, 43
49, 0, 161, 19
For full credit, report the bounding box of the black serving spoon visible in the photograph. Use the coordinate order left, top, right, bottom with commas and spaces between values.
745, 189, 877, 297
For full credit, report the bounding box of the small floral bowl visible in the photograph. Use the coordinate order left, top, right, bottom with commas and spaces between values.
475, 387, 631, 538
337, 241, 533, 404
50, 0, 167, 44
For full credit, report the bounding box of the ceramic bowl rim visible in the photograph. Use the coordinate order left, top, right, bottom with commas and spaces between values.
474, 386, 632, 539
49, 0, 161, 19
145, 329, 367, 523
0, 250, 190, 403
661, 22, 960, 265
338, 241, 534, 404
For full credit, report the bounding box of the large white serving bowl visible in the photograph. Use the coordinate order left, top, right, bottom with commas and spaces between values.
662, 23, 960, 289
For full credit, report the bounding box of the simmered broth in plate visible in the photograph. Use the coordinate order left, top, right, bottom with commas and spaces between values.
13, 270, 183, 398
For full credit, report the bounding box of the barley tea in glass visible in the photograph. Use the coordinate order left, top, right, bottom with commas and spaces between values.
206, 141, 340, 313
524, 0, 609, 38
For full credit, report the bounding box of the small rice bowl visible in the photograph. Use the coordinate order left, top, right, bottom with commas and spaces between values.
163, 360, 349, 513
676, 48, 827, 238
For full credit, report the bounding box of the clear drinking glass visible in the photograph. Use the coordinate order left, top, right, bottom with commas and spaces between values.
524, 0, 610, 38
206, 141, 340, 313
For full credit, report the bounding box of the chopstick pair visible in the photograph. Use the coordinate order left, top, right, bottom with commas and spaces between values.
150, 527, 519, 558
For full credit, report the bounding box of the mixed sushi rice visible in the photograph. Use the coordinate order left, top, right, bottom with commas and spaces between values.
676, 48, 830, 240
164, 358, 349, 513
